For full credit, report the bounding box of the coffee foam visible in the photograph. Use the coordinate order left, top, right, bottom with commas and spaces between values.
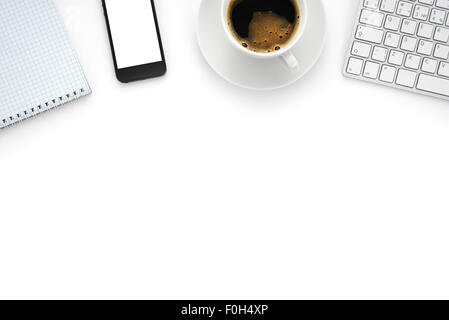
245, 11, 294, 52
227, 0, 300, 53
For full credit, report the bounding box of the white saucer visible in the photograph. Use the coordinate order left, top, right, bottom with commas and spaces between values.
197, 0, 326, 90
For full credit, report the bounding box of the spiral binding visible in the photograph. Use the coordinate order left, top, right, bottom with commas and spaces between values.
0, 87, 88, 129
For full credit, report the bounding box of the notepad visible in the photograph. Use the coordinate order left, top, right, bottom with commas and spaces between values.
0, 0, 91, 128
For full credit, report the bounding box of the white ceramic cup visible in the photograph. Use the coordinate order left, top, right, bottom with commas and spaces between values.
221, 0, 308, 73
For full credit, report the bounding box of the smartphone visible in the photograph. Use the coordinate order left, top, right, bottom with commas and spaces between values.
102, 0, 166, 83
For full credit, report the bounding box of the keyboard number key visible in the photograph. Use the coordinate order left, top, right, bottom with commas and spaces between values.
347, 57, 364, 75
396, 69, 417, 87
413, 5, 430, 21
379, 65, 397, 82
363, 61, 381, 79
397, 1, 413, 16
430, 9, 446, 24
381, 0, 398, 13
436, 0, 449, 10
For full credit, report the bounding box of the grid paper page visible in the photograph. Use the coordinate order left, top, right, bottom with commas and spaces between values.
0, 0, 91, 128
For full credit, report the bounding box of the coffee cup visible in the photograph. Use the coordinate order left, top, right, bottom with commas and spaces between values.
221, 0, 308, 72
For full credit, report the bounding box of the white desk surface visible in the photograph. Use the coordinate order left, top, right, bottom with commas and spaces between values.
1, 0, 449, 299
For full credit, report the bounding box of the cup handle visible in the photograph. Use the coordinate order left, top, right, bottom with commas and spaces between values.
281, 51, 300, 73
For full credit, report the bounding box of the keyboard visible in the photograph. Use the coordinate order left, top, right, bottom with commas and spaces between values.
344, 0, 449, 101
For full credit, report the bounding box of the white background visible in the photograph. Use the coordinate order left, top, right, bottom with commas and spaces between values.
1, 0, 449, 299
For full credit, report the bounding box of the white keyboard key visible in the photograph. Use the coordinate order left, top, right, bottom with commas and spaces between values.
384, 15, 401, 30
381, 0, 398, 13
417, 39, 434, 55
434, 26, 449, 42
397, 1, 413, 16
356, 25, 384, 43
436, 0, 449, 9
430, 8, 446, 24
360, 9, 385, 27
434, 43, 449, 59
438, 61, 449, 77
379, 65, 397, 82
363, 61, 381, 78
365, 0, 381, 9
405, 54, 421, 69
347, 57, 364, 75
401, 36, 418, 51
401, 19, 418, 34
396, 69, 417, 87
372, 46, 389, 61
389, 49, 405, 65
419, 0, 435, 5
352, 41, 372, 57
413, 4, 431, 20
385, 32, 401, 47
417, 74, 449, 96
417, 23, 434, 38
422, 57, 438, 73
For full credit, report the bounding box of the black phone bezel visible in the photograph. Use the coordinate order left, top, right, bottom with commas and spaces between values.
102, 0, 167, 83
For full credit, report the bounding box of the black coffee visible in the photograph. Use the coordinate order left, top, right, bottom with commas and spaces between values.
227, 0, 300, 53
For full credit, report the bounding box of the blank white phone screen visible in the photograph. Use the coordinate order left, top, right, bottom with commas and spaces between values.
105, 0, 162, 69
